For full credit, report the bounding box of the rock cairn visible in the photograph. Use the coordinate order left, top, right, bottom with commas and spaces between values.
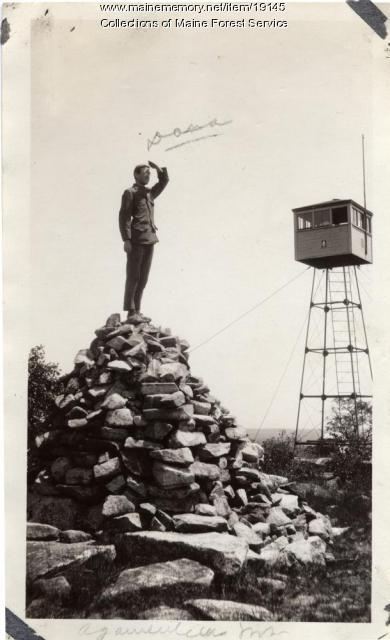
27, 313, 335, 619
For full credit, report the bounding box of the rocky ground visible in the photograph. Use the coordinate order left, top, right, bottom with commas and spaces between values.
26, 313, 370, 621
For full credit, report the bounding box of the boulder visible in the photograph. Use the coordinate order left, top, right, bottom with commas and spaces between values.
193, 415, 217, 429
190, 461, 220, 481
308, 516, 333, 540
237, 467, 261, 482
99, 558, 214, 606
211, 494, 231, 518
67, 406, 88, 419
107, 513, 142, 533
152, 462, 195, 488
105, 313, 121, 328
119, 531, 249, 576
257, 577, 286, 596
241, 442, 264, 463
68, 418, 88, 429
124, 437, 162, 451
96, 427, 129, 442
159, 362, 188, 380
280, 535, 327, 567
27, 523, 60, 541
156, 509, 174, 530
98, 371, 113, 385
266, 507, 292, 527
168, 431, 207, 449
195, 504, 217, 516
138, 606, 194, 620
159, 391, 186, 408
74, 350, 94, 366
126, 477, 148, 497
27, 494, 80, 531
224, 427, 248, 440
252, 522, 271, 537
233, 522, 263, 552
185, 599, 272, 621
150, 516, 166, 532
101, 393, 127, 410
139, 502, 157, 521
199, 442, 232, 462
102, 494, 135, 518
144, 422, 173, 441
107, 360, 132, 372
259, 472, 288, 493
93, 458, 121, 481
192, 401, 211, 415
59, 530, 93, 543
173, 514, 228, 533
236, 488, 248, 506
33, 575, 72, 603
143, 405, 194, 422
105, 475, 127, 493
271, 493, 300, 516
152, 494, 199, 514
121, 450, 152, 478
203, 424, 221, 442
106, 336, 131, 351
140, 382, 179, 395
26, 541, 115, 586
106, 408, 133, 427
150, 448, 194, 466
133, 415, 147, 427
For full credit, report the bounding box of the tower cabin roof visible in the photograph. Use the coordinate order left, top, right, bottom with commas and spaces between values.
293, 198, 374, 217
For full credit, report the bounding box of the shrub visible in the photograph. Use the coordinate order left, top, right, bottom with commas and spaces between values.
261, 430, 295, 477
28, 345, 63, 480
325, 399, 372, 493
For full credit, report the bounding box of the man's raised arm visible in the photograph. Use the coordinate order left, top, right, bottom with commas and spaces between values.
149, 160, 169, 199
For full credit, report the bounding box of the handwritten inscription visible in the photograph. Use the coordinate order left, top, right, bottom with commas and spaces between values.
79, 621, 227, 640
147, 117, 232, 152
238, 622, 288, 639
79, 621, 288, 640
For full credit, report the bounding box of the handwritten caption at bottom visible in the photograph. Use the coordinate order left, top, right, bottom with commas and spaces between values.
79, 621, 288, 640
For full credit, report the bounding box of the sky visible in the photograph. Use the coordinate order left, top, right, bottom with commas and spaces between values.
27, 3, 381, 437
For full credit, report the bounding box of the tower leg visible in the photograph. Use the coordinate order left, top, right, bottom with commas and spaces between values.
343, 266, 359, 435
320, 269, 330, 439
294, 268, 316, 451
354, 266, 373, 380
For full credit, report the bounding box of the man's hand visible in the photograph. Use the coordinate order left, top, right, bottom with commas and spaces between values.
148, 160, 162, 172
123, 240, 132, 253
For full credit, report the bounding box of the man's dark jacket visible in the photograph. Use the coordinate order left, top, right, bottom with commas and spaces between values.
119, 168, 169, 245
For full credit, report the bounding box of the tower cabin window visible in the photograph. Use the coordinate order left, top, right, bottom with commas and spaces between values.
297, 212, 313, 230
332, 206, 348, 225
352, 206, 372, 234
313, 209, 331, 228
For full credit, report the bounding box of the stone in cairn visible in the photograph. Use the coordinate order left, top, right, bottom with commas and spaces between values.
28, 312, 329, 570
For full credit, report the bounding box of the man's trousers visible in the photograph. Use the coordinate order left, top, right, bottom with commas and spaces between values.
123, 243, 154, 312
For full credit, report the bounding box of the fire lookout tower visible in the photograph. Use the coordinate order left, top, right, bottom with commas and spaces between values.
293, 198, 373, 446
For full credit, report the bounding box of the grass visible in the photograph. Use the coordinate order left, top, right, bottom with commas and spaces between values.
271, 524, 371, 622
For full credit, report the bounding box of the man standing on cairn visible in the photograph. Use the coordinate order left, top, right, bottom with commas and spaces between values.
119, 160, 169, 323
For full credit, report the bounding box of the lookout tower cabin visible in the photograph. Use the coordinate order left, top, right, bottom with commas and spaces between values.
293, 199, 373, 269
